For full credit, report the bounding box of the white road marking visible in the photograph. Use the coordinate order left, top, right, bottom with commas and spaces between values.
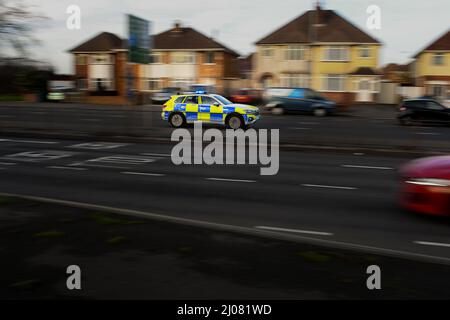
255, 226, 333, 236
0, 162, 16, 166
302, 184, 357, 190
297, 122, 318, 125
47, 166, 88, 171
3, 150, 76, 162
341, 164, 394, 170
0, 138, 58, 144
415, 132, 440, 136
353, 153, 365, 156
68, 142, 129, 150
122, 171, 165, 177
206, 177, 256, 183
141, 153, 171, 157
414, 241, 450, 248
289, 127, 310, 130
87, 155, 156, 165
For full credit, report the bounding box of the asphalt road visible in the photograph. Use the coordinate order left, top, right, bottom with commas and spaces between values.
1, 102, 450, 152
0, 136, 450, 263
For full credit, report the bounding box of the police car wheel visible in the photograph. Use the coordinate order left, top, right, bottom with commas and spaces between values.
169, 113, 186, 128
227, 115, 243, 130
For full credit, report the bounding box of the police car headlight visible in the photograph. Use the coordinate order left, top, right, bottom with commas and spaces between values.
245, 109, 258, 115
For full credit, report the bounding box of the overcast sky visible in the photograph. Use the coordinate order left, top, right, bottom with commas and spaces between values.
27, 0, 450, 74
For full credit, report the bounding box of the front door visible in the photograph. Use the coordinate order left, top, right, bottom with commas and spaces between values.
356, 79, 373, 102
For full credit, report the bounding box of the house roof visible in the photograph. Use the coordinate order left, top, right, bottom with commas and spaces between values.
413, 29, 450, 58
255, 7, 381, 45
69, 32, 125, 52
349, 67, 379, 76
153, 25, 239, 56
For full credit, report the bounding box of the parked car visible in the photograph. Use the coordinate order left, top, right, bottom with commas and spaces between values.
399, 156, 450, 216
152, 87, 182, 104
397, 98, 450, 126
230, 88, 262, 105
264, 87, 337, 116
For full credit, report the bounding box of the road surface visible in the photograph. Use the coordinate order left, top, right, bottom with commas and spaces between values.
0, 136, 449, 262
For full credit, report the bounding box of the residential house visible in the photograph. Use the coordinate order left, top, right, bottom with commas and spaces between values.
69, 32, 129, 104
412, 29, 450, 105
68, 22, 240, 104
253, 3, 382, 105
140, 22, 240, 95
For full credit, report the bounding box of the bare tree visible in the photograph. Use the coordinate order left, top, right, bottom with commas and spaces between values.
0, 0, 47, 57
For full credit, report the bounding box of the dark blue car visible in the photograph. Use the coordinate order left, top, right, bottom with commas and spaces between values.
264, 87, 337, 116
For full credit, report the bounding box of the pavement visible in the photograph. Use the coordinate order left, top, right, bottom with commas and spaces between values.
0, 136, 450, 263
1, 101, 449, 153
2, 195, 450, 299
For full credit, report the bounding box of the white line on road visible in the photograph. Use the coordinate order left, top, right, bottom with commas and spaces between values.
414, 241, 450, 248
0, 162, 16, 166
415, 132, 440, 136
302, 184, 357, 190
206, 177, 256, 183
141, 153, 171, 157
341, 164, 394, 170
289, 127, 310, 130
0, 139, 58, 144
122, 171, 165, 177
255, 226, 333, 236
47, 166, 88, 171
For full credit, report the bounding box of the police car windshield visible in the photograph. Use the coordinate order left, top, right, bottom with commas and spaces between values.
212, 95, 232, 105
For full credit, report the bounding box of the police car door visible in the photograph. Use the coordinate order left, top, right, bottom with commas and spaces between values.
200, 95, 224, 124
184, 95, 200, 122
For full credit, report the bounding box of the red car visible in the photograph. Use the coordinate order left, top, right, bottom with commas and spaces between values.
230, 89, 262, 105
399, 156, 450, 216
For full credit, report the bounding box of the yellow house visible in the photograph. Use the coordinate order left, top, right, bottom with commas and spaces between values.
254, 3, 382, 105
413, 29, 450, 104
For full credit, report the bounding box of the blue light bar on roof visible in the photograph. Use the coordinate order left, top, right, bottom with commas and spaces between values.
195, 90, 207, 94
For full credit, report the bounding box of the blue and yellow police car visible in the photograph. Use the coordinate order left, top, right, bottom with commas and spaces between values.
161, 92, 260, 129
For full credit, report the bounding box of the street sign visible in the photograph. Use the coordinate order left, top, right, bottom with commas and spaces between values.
128, 14, 151, 64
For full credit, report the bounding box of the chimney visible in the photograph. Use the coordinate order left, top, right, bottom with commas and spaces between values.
173, 20, 182, 32
315, 1, 322, 26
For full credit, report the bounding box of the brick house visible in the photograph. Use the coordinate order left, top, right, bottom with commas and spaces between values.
140, 22, 240, 95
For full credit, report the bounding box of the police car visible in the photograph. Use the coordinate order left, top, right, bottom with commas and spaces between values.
161, 92, 260, 129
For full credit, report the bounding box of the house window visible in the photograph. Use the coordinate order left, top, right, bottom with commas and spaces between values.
205, 52, 215, 64
76, 55, 87, 65
171, 52, 196, 64
261, 47, 273, 58
284, 45, 307, 60
323, 74, 346, 91
280, 74, 310, 88
90, 54, 111, 64
359, 46, 371, 58
432, 53, 445, 66
323, 46, 349, 61
146, 78, 161, 91
149, 52, 162, 64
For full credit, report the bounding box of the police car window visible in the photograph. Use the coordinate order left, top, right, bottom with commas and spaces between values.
212, 95, 232, 105
201, 96, 218, 105
174, 97, 185, 103
184, 96, 199, 104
